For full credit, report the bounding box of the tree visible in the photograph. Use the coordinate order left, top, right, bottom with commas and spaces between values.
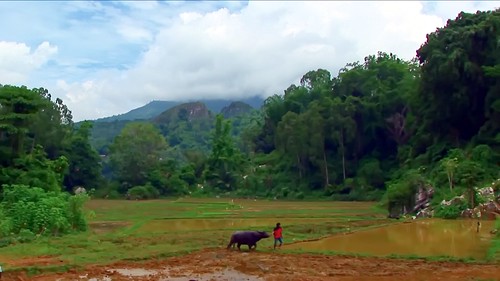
415, 9, 500, 149
0, 85, 46, 162
63, 121, 102, 191
29, 87, 73, 159
327, 96, 357, 181
109, 122, 168, 188
204, 115, 246, 191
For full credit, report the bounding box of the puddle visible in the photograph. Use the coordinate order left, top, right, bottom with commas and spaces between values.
160, 268, 263, 281
110, 268, 158, 277
140, 217, 337, 232
89, 221, 129, 234
285, 219, 495, 259
85, 268, 262, 281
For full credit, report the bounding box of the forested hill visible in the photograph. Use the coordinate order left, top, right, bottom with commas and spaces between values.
92, 96, 265, 123
88, 100, 260, 154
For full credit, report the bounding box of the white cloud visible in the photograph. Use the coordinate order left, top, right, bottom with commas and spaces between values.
0, 41, 58, 84
1, 1, 498, 121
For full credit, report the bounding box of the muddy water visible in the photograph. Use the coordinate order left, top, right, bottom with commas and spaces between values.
97, 268, 263, 281
286, 219, 495, 259
140, 217, 336, 232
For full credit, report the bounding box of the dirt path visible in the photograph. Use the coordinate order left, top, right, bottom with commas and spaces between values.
3, 248, 500, 281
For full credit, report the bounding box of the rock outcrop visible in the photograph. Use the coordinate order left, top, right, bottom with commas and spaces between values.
388, 184, 434, 219
413, 185, 434, 218
74, 186, 86, 194
152, 102, 212, 124
459, 179, 500, 220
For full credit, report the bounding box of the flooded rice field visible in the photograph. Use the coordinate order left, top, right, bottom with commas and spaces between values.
286, 219, 496, 259
139, 217, 342, 232
2, 199, 498, 281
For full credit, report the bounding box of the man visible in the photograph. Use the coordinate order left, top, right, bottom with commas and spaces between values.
273, 223, 283, 250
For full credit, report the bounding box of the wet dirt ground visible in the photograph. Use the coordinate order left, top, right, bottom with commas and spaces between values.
3, 248, 500, 281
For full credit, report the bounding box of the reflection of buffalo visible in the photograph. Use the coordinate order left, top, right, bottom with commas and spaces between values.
227, 231, 270, 251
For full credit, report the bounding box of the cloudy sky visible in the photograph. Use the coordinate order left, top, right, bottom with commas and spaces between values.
0, 1, 499, 121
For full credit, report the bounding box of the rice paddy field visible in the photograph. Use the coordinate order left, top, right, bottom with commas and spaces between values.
0, 198, 498, 281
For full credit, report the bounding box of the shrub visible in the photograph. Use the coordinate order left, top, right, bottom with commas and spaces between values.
0, 184, 89, 236
434, 200, 468, 219
127, 183, 160, 200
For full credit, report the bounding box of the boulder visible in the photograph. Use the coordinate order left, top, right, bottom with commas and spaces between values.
74, 186, 86, 194
412, 185, 434, 214
475, 186, 495, 202
460, 208, 474, 219
416, 208, 434, 218
461, 201, 500, 220
440, 195, 465, 206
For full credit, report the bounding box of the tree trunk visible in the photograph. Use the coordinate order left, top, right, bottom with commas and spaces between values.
296, 153, 302, 179
323, 149, 329, 187
340, 130, 346, 180
447, 172, 453, 191
30, 137, 36, 154
469, 186, 475, 208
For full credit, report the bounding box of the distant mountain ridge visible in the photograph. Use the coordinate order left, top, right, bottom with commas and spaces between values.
92, 96, 265, 123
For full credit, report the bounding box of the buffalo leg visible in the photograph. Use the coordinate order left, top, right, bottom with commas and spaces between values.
237, 243, 241, 251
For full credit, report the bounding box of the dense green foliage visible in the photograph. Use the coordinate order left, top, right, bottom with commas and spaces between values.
0, 85, 92, 241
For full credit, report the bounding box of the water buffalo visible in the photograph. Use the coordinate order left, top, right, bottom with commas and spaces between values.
227, 231, 270, 251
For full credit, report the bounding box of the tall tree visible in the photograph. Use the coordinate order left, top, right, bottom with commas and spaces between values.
204, 115, 245, 191
109, 122, 167, 187
0, 85, 45, 162
63, 121, 102, 191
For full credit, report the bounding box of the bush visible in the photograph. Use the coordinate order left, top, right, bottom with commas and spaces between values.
92, 182, 121, 199
434, 200, 468, 219
0, 184, 89, 236
127, 183, 160, 200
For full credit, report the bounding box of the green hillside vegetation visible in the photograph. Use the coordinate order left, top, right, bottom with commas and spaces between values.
0, 9, 498, 245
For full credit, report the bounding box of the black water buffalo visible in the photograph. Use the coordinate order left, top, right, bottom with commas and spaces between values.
227, 231, 270, 251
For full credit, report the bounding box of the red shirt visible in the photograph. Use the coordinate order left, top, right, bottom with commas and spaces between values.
273, 227, 282, 238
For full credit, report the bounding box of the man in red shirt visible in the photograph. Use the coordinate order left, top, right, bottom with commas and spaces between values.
273, 223, 283, 249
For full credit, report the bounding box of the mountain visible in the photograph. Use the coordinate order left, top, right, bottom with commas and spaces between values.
88, 99, 261, 155
92, 96, 265, 123
153, 102, 213, 124
220, 101, 254, 118
152, 102, 215, 150
93, 101, 181, 123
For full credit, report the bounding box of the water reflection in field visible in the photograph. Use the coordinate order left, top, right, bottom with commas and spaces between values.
285, 219, 495, 259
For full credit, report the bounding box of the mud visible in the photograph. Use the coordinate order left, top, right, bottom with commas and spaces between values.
3, 248, 499, 281
286, 219, 496, 259
2, 255, 64, 267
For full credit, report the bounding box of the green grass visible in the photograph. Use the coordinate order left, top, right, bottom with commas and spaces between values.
276, 249, 485, 264
486, 217, 500, 262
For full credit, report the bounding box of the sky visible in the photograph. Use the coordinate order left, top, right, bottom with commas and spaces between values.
0, 1, 499, 121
